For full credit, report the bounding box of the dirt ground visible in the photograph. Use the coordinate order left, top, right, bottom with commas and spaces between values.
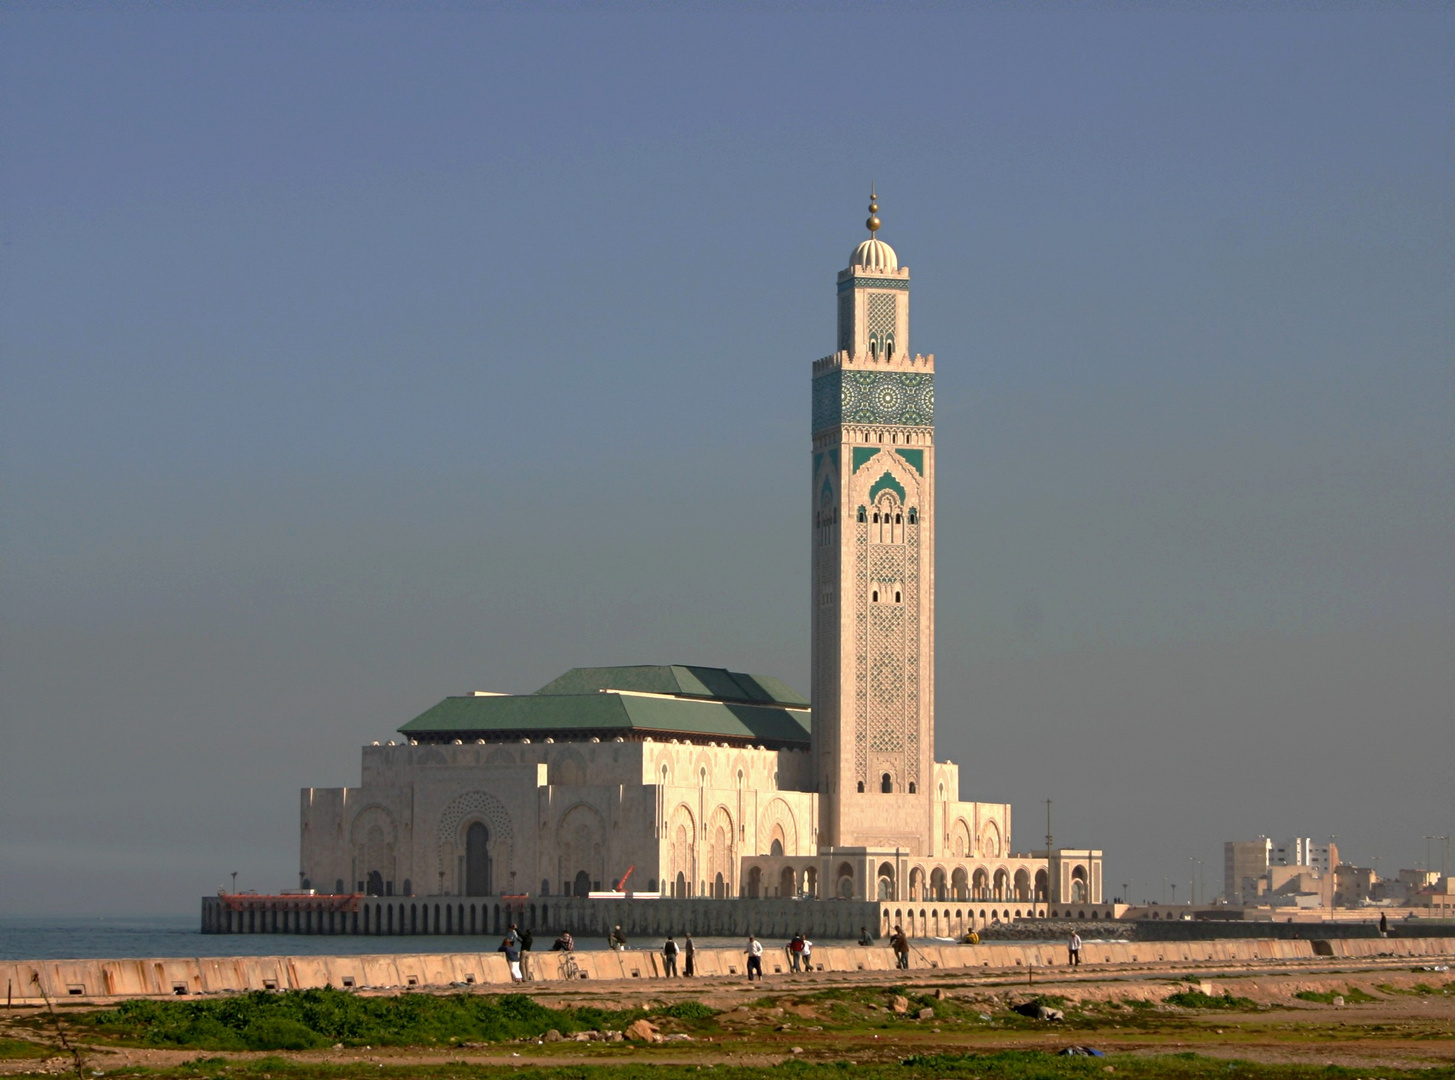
3, 952, 1452, 1074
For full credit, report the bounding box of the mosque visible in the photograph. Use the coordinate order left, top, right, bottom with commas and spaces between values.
292, 196, 1105, 934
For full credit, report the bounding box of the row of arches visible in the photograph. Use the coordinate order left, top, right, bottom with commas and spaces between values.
880, 904, 1110, 938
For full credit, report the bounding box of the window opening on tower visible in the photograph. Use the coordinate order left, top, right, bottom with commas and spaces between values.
881, 773, 893, 793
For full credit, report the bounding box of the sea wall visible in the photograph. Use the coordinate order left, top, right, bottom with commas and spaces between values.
4, 935, 1453, 1005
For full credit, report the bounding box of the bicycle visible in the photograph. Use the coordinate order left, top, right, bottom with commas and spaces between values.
558, 952, 582, 980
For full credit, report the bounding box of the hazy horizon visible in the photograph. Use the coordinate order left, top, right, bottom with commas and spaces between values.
2, 6, 1451, 917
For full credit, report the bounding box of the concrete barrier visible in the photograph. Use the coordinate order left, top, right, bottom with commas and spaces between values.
6, 935, 1454, 1004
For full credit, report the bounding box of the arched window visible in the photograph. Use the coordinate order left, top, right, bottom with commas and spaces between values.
872, 512, 880, 523
857, 507, 866, 523
908, 509, 917, 524
872, 589, 878, 602
881, 773, 893, 793
894, 590, 901, 603
857, 781, 865, 793
907, 782, 916, 794
895, 513, 902, 524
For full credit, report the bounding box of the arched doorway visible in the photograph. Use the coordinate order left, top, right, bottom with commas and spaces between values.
779, 866, 795, 897
877, 862, 895, 900
972, 867, 989, 899
674, 870, 687, 898
747, 866, 762, 898
465, 822, 492, 896
804, 866, 818, 897
1014, 868, 1031, 901
573, 870, 591, 897
366, 870, 384, 896
1034, 868, 1049, 902
714, 871, 725, 898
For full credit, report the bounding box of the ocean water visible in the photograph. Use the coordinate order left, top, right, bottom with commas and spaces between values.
0, 915, 827, 962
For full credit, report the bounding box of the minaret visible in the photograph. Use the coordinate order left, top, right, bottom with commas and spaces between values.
811, 192, 936, 857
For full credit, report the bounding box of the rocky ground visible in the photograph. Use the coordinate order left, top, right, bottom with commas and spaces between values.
1, 952, 1451, 1077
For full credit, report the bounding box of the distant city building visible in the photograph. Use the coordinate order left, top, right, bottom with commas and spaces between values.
1224, 838, 1272, 905
1225, 836, 1339, 906
1272, 837, 1336, 873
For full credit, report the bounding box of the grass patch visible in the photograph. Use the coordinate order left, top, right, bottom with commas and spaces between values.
0, 1036, 54, 1060
1163, 990, 1259, 1010
1293, 987, 1379, 1004
64, 987, 644, 1050
653, 1001, 717, 1022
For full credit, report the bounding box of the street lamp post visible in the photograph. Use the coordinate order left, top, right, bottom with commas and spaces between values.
231, 871, 237, 894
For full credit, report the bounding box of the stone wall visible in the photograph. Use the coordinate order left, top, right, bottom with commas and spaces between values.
7, 935, 1455, 1006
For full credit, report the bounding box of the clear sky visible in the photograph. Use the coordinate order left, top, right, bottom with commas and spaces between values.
1, 5, 1451, 914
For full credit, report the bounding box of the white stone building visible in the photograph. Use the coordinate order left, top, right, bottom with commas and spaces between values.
297, 196, 1104, 929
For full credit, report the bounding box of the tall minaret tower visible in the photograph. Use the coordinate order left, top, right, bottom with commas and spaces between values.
811, 192, 936, 858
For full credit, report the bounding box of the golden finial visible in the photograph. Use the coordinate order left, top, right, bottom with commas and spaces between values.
866, 184, 881, 235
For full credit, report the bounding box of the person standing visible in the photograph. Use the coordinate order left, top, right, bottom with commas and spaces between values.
800, 936, 813, 974
662, 935, 679, 977
1379, 912, 1388, 937
746, 934, 764, 981
788, 933, 804, 973
683, 933, 696, 977
892, 926, 910, 969
500, 934, 523, 982
520, 927, 534, 981
1068, 930, 1082, 967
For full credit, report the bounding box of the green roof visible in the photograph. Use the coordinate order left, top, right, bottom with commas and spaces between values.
534, 665, 808, 707
398, 665, 811, 747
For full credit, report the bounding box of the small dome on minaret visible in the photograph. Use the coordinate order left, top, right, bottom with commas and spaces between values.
850, 187, 898, 271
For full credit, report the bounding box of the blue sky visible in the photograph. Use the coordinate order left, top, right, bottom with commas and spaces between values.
2, 5, 1451, 913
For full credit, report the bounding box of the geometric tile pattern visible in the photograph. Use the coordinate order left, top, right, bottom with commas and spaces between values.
867, 293, 897, 357
813, 369, 934, 431
836, 276, 909, 293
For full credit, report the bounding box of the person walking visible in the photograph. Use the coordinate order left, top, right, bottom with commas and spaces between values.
800, 936, 813, 974
683, 933, 696, 977
892, 926, 910, 969
746, 934, 764, 981
1068, 930, 1082, 967
662, 935, 679, 977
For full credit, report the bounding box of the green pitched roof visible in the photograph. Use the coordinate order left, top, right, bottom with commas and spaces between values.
397, 665, 811, 747
534, 665, 808, 707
